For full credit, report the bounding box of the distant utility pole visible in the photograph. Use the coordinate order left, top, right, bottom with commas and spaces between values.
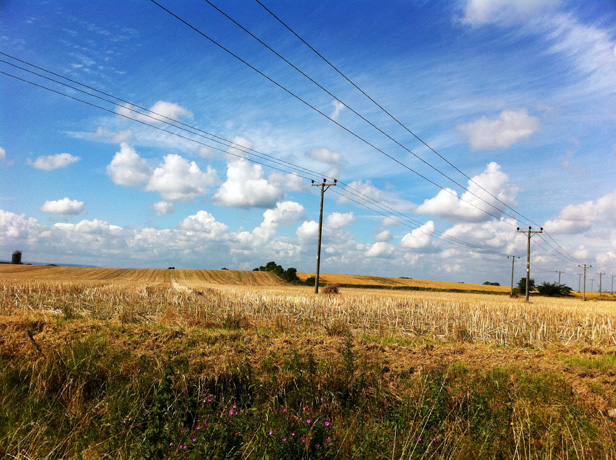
590, 278, 594, 292
577, 273, 583, 292
611, 274, 615, 295
517, 226, 543, 302
312, 178, 336, 294
507, 255, 520, 297
597, 272, 605, 300
578, 264, 591, 301
555, 270, 565, 284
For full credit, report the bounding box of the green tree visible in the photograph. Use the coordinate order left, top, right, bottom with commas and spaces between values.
518, 277, 536, 293
536, 282, 572, 297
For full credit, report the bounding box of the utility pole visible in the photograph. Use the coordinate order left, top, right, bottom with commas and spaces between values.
611, 274, 615, 295
577, 273, 582, 292
597, 272, 605, 300
508, 255, 520, 297
312, 178, 336, 294
555, 270, 565, 284
578, 264, 591, 301
590, 278, 594, 292
517, 226, 543, 302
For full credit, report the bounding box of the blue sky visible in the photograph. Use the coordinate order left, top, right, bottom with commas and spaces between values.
1, 0, 615, 288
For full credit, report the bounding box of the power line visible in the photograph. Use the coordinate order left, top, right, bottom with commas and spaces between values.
202, 0, 527, 225
1, 63, 505, 258
253, 0, 584, 266
253, 0, 540, 227
148, 0, 519, 226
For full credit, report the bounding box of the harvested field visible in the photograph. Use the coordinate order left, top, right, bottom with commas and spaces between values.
1, 266, 615, 459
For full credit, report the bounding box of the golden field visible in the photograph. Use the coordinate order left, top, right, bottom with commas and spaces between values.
1, 264, 615, 459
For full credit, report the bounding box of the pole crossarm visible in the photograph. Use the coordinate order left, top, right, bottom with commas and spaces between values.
312, 178, 337, 294
517, 226, 543, 302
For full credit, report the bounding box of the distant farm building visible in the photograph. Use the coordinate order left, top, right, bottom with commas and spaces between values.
12, 251, 22, 264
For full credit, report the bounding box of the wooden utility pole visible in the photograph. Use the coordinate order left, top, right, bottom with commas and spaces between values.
507, 255, 520, 297
597, 272, 605, 300
312, 179, 336, 294
611, 274, 615, 295
578, 264, 591, 301
555, 270, 564, 284
517, 226, 542, 301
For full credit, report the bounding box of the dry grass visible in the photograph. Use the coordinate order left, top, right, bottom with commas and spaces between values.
2, 266, 616, 459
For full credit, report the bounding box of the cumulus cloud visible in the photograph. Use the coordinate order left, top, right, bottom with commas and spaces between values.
40, 198, 86, 216
178, 210, 229, 238
366, 241, 395, 258
0, 209, 39, 242
116, 101, 192, 123
544, 191, 616, 235
375, 229, 393, 242
107, 143, 152, 187
0, 147, 6, 161
326, 212, 355, 230
28, 153, 81, 171
309, 147, 343, 164
457, 109, 540, 150
460, 0, 559, 26
269, 172, 307, 192
400, 221, 435, 250
150, 201, 175, 216
442, 218, 520, 254
297, 220, 318, 243
146, 154, 219, 202
416, 162, 518, 222
253, 201, 306, 241
214, 159, 283, 208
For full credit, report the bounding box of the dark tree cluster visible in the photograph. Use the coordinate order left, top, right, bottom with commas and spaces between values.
536, 282, 573, 297
483, 281, 501, 286
255, 261, 300, 283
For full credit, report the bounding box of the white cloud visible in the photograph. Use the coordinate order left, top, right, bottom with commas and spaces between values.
198, 146, 216, 159
178, 210, 229, 238
0, 209, 39, 241
269, 172, 307, 192
225, 137, 253, 162
146, 154, 219, 202
106, 143, 152, 187
0, 147, 5, 161
253, 201, 306, 241
457, 109, 541, 150
544, 191, 616, 235
442, 218, 520, 254
382, 216, 400, 227
366, 241, 395, 258
330, 100, 345, 120
213, 159, 283, 208
326, 212, 355, 230
337, 180, 415, 212
400, 221, 435, 250
375, 229, 393, 242
297, 220, 318, 242
116, 101, 192, 123
416, 162, 518, 222
543, 13, 616, 97
309, 147, 343, 164
150, 201, 175, 216
461, 0, 559, 26
28, 153, 81, 171
112, 130, 136, 144
40, 198, 86, 216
